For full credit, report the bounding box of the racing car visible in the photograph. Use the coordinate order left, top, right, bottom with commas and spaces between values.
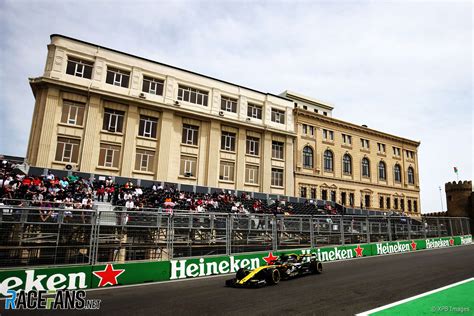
225, 253, 322, 288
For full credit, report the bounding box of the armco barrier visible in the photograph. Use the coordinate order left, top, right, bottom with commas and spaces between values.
0, 235, 471, 296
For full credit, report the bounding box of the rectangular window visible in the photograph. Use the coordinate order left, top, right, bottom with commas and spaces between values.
349, 193, 354, 206
106, 67, 130, 88
177, 85, 208, 106
135, 149, 155, 172
221, 131, 236, 152
406, 150, 414, 159
182, 124, 199, 146
300, 186, 307, 198
247, 103, 262, 119
323, 129, 334, 141
103, 108, 125, 133
246, 136, 260, 156
66, 57, 93, 79
271, 109, 285, 124
142, 76, 164, 95
180, 156, 197, 177
61, 100, 85, 126
361, 138, 370, 149
98, 143, 121, 168
311, 188, 317, 199
378, 143, 386, 153
271, 168, 284, 187
219, 161, 235, 181
138, 116, 158, 138
221, 96, 237, 113
302, 124, 308, 134
271, 141, 284, 160
55, 137, 80, 163
245, 165, 259, 184
309, 126, 314, 136
393, 147, 401, 156
322, 189, 328, 201
342, 134, 352, 145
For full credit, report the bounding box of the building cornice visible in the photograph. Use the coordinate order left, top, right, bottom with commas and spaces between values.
283, 90, 334, 110
295, 109, 420, 147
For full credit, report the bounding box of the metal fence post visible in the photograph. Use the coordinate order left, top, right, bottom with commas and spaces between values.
387, 217, 392, 241
340, 217, 345, 245
366, 217, 370, 243
459, 218, 464, 236
436, 218, 441, 237
226, 215, 231, 255
272, 216, 278, 251
310, 217, 315, 249
449, 218, 454, 236
407, 218, 411, 240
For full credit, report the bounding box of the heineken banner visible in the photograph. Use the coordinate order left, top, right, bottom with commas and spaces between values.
0, 235, 471, 296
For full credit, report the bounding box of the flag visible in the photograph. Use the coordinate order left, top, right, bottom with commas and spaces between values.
454, 167, 458, 173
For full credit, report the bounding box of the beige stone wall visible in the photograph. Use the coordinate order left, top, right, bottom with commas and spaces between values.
294, 109, 421, 214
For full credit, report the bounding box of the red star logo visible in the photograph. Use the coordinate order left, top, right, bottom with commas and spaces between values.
354, 245, 364, 257
263, 252, 278, 265
410, 240, 417, 251
93, 264, 125, 287
449, 238, 454, 246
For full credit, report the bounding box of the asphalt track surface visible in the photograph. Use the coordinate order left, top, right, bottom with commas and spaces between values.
2, 244, 474, 316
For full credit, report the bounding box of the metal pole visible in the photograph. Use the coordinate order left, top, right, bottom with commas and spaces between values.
366, 217, 370, 243
439, 186, 444, 211
407, 217, 411, 240
437, 218, 441, 237
449, 218, 454, 236
459, 218, 464, 236
387, 217, 392, 241
310, 217, 315, 249
340, 217, 345, 245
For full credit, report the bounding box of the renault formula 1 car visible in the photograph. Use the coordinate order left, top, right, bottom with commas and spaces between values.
225, 253, 322, 288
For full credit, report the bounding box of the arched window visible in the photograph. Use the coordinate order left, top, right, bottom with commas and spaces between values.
394, 164, 401, 182
302, 146, 313, 168
343, 154, 352, 175
361, 158, 370, 177
378, 161, 386, 180
408, 167, 415, 184
324, 150, 333, 171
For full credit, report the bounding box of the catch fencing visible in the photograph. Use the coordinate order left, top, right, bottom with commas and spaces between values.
0, 205, 470, 268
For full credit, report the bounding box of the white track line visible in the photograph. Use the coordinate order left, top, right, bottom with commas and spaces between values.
356, 277, 474, 316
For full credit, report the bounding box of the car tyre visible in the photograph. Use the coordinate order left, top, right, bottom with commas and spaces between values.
310, 261, 323, 274
266, 268, 281, 285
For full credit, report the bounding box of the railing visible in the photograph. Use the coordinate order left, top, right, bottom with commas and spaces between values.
0, 205, 470, 268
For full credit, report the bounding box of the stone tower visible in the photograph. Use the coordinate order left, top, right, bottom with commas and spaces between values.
445, 180, 473, 232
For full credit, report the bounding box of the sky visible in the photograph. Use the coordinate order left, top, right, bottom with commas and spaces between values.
0, 0, 472, 212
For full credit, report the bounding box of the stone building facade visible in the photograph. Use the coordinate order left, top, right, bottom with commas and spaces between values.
25, 34, 421, 211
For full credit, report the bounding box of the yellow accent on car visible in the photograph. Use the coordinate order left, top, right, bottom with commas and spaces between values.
238, 265, 274, 284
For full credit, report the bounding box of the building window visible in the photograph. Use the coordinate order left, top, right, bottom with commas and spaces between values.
247, 103, 262, 119
364, 195, 371, 208
103, 109, 125, 133
361, 138, 370, 149
323, 150, 333, 172
349, 193, 354, 206
139, 116, 158, 138
406, 150, 414, 159
311, 188, 317, 199
342, 134, 352, 145
180, 156, 197, 177
343, 154, 352, 175
271, 168, 284, 187
272, 141, 284, 160
221, 132, 236, 152
394, 164, 401, 182
106, 67, 130, 88
99, 144, 121, 168
323, 129, 334, 141
314, 109, 319, 114
408, 167, 415, 184
142, 76, 164, 95
321, 189, 328, 201
300, 186, 307, 198
221, 96, 237, 113
302, 146, 313, 168
394, 198, 399, 210
245, 165, 259, 184
246, 137, 260, 156
386, 197, 391, 209
271, 109, 285, 124
323, 111, 327, 116
135, 149, 155, 172
377, 143, 386, 153
182, 124, 199, 146
302, 124, 307, 134
408, 200, 412, 212
177, 85, 208, 106
393, 147, 401, 156
61, 100, 85, 126
401, 199, 405, 211
66, 57, 93, 79
219, 161, 235, 181
414, 200, 418, 212
378, 161, 387, 180
55, 137, 80, 163
379, 196, 384, 209
362, 158, 370, 177
330, 191, 336, 202
309, 126, 314, 136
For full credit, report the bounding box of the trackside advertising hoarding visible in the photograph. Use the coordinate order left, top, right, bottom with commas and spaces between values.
0, 235, 471, 297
